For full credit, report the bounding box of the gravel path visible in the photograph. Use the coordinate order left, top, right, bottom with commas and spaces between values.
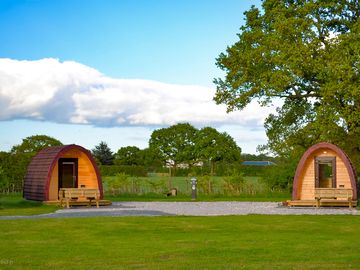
1, 201, 359, 219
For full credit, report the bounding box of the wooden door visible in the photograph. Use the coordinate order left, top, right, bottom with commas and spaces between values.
315, 157, 336, 188
58, 158, 78, 188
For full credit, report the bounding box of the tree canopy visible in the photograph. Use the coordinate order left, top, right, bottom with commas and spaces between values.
149, 123, 242, 175
11, 135, 62, 155
92, 141, 114, 165
149, 123, 197, 175
214, 0, 360, 162
195, 127, 241, 174
115, 146, 143, 166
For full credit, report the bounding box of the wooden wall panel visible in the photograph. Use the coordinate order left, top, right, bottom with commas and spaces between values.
58, 149, 99, 191
48, 163, 59, 201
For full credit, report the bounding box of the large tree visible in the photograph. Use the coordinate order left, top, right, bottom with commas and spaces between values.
214, 0, 360, 164
195, 127, 241, 175
149, 123, 197, 175
11, 135, 62, 155
1, 135, 63, 192
115, 146, 143, 166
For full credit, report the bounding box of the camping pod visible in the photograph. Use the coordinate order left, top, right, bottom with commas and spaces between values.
290, 142, 357, 207
23, 144, 103, 202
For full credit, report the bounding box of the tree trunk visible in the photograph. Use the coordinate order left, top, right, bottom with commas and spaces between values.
210, 160, 216, 176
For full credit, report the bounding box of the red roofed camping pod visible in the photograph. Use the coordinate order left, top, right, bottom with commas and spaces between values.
23, 144, 103, 202
290, 142, 357, 207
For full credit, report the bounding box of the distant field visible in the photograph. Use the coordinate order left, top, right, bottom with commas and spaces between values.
1, 215, 360, 269
102, 175, 286, 199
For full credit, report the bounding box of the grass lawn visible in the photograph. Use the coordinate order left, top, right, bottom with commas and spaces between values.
0, 193, 58, 216
1, 215, 360, 269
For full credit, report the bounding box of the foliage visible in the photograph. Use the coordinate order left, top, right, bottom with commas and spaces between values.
195, 127, 241, 175
140, 147, 164, 172
222, 174, 245, 195
114, 146, 143, 166
214, 0, 360, 163
241, 153, 277, 162
92, 141, 114, 165
149, 123, 198, 175
197, 175, 214, 195
149, 124, 243, 176
264, 153, 301, 191
11, 134, 62, 155
99, 165, 147, 177
102, 175, 286, 198
104, 173, 132, 195
0, 135, 63, 193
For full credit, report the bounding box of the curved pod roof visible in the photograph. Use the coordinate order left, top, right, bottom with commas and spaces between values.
292, 142, 357, 201
23, 144, 103, 201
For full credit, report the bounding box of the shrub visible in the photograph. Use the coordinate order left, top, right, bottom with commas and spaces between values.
99, 165, 147, 177
222, 174, 245, 195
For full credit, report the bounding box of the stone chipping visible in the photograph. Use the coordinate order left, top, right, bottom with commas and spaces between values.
1, 201, 359, 219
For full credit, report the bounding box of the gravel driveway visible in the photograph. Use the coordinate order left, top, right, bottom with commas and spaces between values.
1, 201, 359, 219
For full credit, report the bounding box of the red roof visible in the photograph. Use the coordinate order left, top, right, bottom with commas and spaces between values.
23, 144, 103, 201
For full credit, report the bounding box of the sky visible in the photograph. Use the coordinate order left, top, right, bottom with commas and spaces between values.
0, 0, 274, 154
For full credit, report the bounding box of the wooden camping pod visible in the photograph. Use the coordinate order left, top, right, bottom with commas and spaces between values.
291, 142, 357, 205
23, 144, 103, 201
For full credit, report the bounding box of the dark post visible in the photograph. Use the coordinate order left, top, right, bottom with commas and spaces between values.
191, 177, 197, 200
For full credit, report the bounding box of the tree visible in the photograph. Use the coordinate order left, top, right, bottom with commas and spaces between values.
115, 146, 143, 166
149, 123, 197, 175
0, 135, 62, 193
195, 127, 241, 175
214, 1, 360, 163
11, 135, 62, 155
141, 148, 163, 171
92, 141, 114, 165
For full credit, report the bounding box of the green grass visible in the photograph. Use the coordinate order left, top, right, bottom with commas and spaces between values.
0, 193, 58, 216
1, 215, 360, 269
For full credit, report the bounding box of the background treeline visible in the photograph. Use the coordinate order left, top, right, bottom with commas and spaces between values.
0, 123, 292, 195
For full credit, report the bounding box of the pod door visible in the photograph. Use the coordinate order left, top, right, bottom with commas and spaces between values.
315, 157, 336, 188
59, 158, 78, 188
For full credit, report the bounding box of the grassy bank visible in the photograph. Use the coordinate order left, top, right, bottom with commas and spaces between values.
0, 193, 58, 216
1, 215, 360, 269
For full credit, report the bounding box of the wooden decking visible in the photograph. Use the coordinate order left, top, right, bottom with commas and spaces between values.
288, 200, 357, 207
44, 199, 112, 207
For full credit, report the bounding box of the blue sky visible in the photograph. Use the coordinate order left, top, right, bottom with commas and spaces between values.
0, 0, 270, 154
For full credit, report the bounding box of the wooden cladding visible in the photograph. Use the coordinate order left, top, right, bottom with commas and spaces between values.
23, 144, 103, 201
292, 142, 357, 201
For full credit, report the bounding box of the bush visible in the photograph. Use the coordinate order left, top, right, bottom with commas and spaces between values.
263, 162, 297, 191
197, 175, 214, 195
100, 165, 147, 177
222, 174, 245, 195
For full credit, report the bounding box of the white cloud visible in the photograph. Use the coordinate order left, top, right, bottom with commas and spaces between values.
0, 58, 274, 128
